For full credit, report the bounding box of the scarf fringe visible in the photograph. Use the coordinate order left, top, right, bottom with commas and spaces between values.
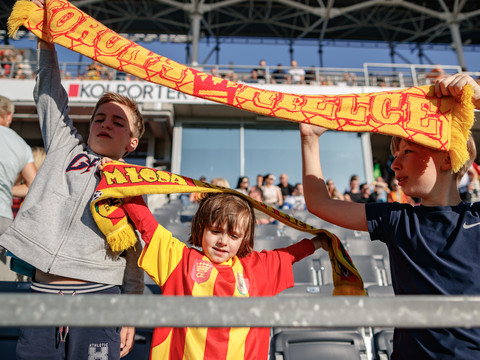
105, 222, 137, 252
449, 84, 475, 173
7, 0, 37, 38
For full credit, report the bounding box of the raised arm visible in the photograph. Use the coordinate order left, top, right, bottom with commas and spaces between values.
300, 123, 368, 231
12, 162, 37, 198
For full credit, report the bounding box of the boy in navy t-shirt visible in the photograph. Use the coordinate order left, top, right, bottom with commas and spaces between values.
300, 73, 480, 359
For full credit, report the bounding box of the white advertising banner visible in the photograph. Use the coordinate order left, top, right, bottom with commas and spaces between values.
0, 79, 387, 103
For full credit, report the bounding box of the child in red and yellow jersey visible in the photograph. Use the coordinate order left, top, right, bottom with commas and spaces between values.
123, 193, 326, 360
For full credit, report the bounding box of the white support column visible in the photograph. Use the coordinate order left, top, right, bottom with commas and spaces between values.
190, 10, 202, 66
449, 22, 467, 70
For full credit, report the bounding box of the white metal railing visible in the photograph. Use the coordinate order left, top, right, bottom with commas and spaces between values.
2, 58, 478, 89
1, 294, 480, 328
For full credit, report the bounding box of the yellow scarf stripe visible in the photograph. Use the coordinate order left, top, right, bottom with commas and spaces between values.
8, 0, 475, 172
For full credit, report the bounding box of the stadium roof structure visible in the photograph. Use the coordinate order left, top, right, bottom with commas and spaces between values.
1, 0, 480, 68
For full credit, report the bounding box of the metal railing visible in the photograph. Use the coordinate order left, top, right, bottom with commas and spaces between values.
1, 294, 480, 328
2, 58, 479, 89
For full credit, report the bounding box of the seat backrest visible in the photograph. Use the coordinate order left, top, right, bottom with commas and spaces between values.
319, 254, 388, 286
272, 329, 367, 360
253, 236, 292, 252
373, 329, 394, 360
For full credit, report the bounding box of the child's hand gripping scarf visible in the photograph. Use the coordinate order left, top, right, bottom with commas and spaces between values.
8, 0, 476, 172
92, 161, 366, 296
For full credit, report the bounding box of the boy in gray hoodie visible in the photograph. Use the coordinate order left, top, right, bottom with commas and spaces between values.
0, 2, 145, 358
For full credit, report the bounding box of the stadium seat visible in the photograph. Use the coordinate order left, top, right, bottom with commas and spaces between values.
255, 224, 282, 239
291, 255, 321, 285
373, 329, 394, 360
318, 254, 388, 287
254, 236, 292, 252
271, 328, 368, 360
166, 223, 191, 243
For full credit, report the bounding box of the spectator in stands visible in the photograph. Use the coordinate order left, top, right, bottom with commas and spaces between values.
235, 176, 250, 195
305, 65, 317, 85
387, 178, 414, 204
250, 174, 264, 193
0, 95, 37, 281
261, 173, 283, 208
344, 174, 362, 202
12, 146, 46, 218
278, 172, 294, 200
248, 187, 276, 224
211, 177, 230, 188
357, 183, 377, 203
426, 65, 445, 84
251, 59, 267, 83
300, 72, 480, 359
282, 183, 307, 212
326, 179, 344, 200
288, 59, 306, 85
458, 165, 479, 202
373, 176, 389, 203
122, 192, 328, 359
272, 64, 288, 84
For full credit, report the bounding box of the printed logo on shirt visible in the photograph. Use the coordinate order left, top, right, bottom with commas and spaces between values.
66, 154, 99, 174
236, 273, 250, 295
191, 259, 213, 284
463, 221, 480, 230
88, 343, 109, 360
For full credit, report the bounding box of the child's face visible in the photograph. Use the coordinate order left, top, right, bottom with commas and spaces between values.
391, 139, 449, 199
88, 102, 138, 159
201, 218, 247, 264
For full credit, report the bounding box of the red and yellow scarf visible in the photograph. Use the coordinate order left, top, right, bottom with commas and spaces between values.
92, 162, 366, 295
8, 0, 476, 172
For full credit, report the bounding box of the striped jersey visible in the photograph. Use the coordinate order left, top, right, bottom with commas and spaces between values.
124, 197, 314, 360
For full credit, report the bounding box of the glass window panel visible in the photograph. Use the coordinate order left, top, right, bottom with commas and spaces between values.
181, 126, 240, 187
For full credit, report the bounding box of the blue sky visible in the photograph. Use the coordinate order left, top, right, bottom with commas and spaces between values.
9, 36, 480, 72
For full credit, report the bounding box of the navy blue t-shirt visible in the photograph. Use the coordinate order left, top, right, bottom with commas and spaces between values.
367, 201, 480, 359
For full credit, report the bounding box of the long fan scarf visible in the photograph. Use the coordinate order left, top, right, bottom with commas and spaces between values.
93, 161, 366, 296
8, 0, 476, 172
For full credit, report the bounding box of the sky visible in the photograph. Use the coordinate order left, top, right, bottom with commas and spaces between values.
8, 35, 480, 73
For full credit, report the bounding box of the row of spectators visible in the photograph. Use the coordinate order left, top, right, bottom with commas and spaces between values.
3, 45, 480, 87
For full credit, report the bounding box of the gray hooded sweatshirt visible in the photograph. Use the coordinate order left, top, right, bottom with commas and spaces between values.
0, 48, 143, 294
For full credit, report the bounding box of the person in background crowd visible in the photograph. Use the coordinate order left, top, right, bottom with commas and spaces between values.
0, 95, 37, 281
372, 176, 389, 203
344, 174, 362, 202
235, 176, 250, 195
288, 59, 306, 85
278, 172, 294, 200
261, 173, 283, 208
387, 178, 415, 205
357, 183, 377, 203
326, 179, 344, 200
282, 183, 307, 212
250, 174, 264, 193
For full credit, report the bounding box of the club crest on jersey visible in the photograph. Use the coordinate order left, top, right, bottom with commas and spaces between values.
191, 259, 213, 284
236, 273, 250, 295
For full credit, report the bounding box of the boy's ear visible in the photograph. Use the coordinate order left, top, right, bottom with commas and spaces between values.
126, 137, 139, 153
441, 152, 453, 171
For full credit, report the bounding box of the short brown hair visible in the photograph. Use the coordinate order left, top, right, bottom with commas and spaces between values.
90, 92, 145, 139
189, 193, 256, 258
390, 135, 477, 179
